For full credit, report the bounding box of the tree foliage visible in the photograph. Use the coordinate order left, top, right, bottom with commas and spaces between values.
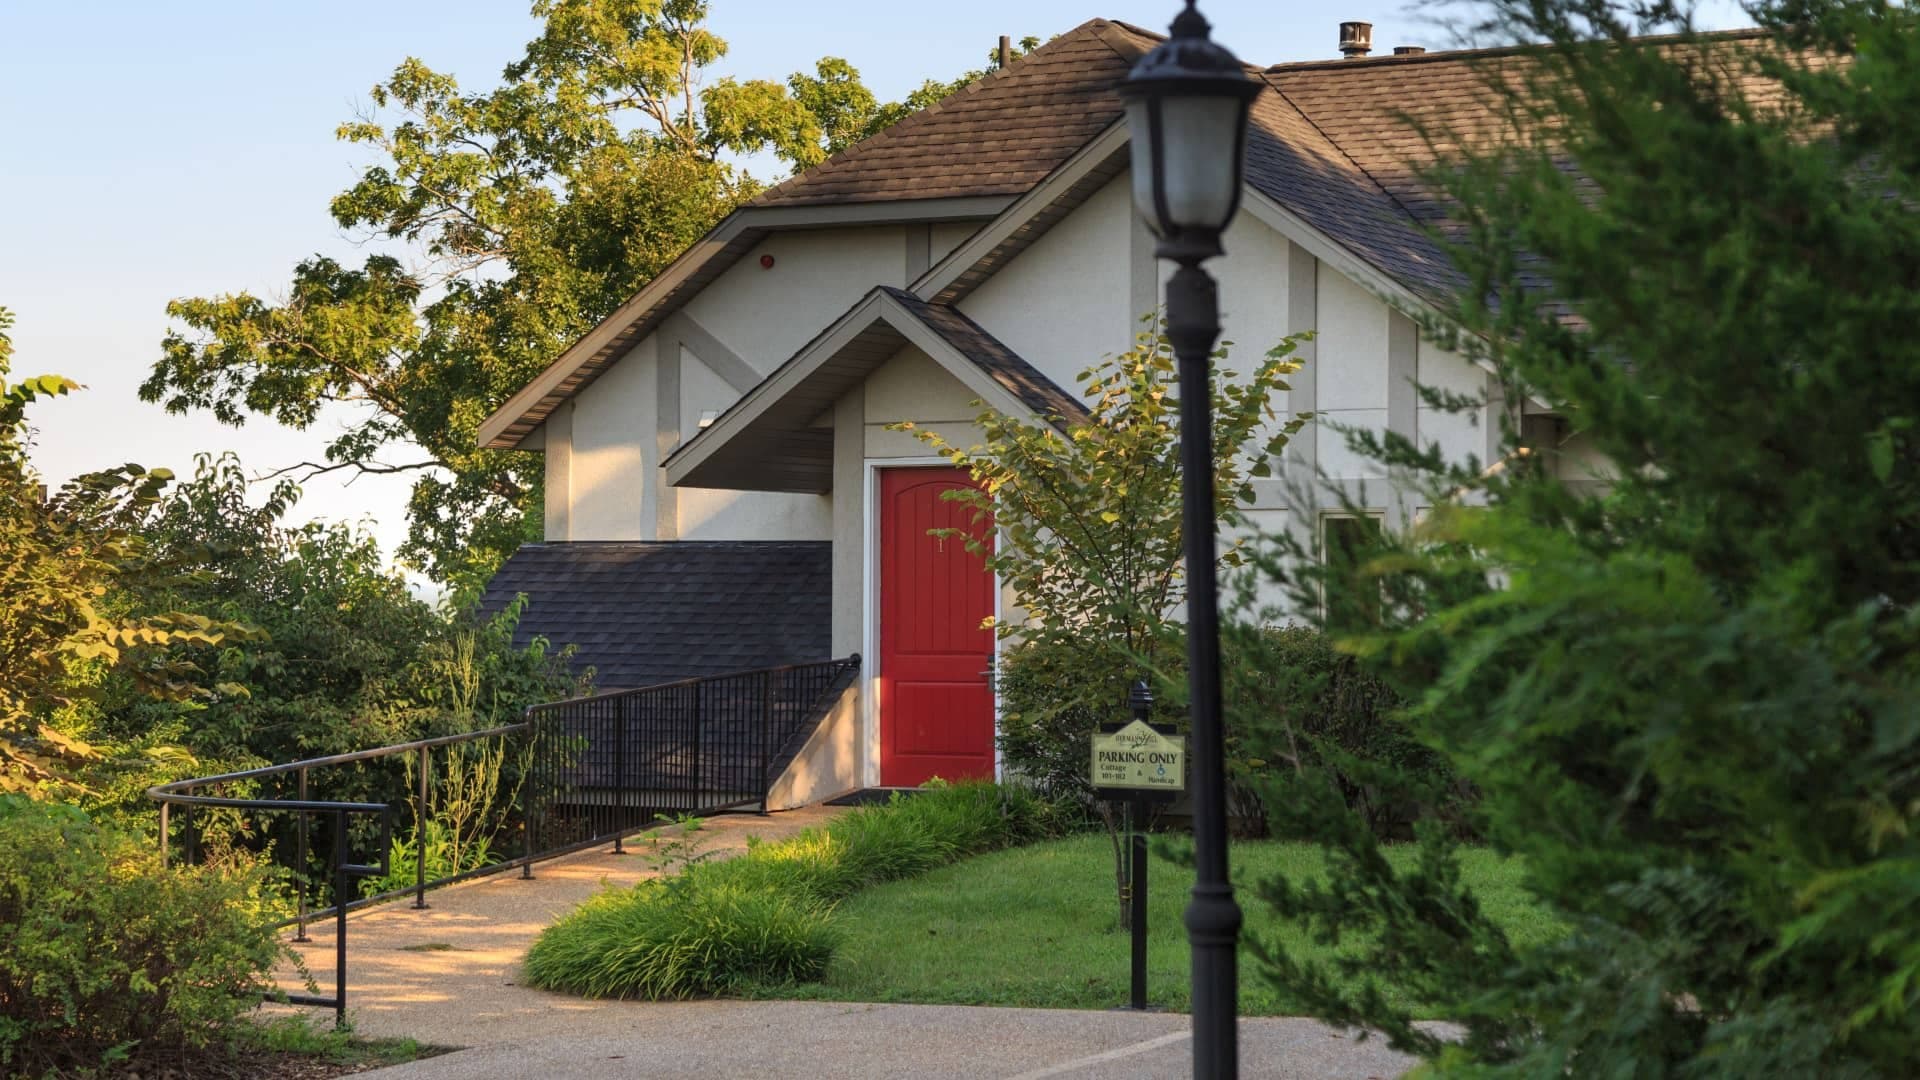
144, 1, 1018, 588
897, 320, 1307, 667
119, 453, 582, 775
1242, 2, 1920, 1073
0, 797, 287, 1075
897, 322, 1306, 926
0, 308, 247, 796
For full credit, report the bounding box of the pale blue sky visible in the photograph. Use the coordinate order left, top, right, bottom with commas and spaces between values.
0, 1, 1751, 572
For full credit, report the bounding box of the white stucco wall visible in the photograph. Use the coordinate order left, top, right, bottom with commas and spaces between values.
1313, 270, 1390, 481
672, 343, 829, 538
861, 345, 984, 459
568, 337, 653, 539
959, 176, 1135, 394
684, 226, 910, 372
540, 411, 571, 541
1204, 208, 1297, 484
1416, 342, 1491, 468
671, 347, 833, 541
678, 488, 832, 540
930, 222, 978, 267
1211, 211, 1293, 411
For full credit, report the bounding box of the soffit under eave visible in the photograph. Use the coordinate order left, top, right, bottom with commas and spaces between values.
667, 320, 911, 493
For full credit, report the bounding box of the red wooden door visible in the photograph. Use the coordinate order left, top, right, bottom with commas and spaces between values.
878, 467, 995, 787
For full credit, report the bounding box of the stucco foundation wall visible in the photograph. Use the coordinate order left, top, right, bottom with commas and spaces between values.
766, 684, 862, 810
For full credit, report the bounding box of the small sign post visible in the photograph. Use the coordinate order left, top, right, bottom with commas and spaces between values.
1093, 681, 1185, 1010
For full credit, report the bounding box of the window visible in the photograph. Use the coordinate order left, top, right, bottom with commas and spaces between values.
1320, 512, 1384, 626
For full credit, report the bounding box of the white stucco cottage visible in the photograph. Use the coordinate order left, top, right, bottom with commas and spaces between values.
476, 18, 1612, 802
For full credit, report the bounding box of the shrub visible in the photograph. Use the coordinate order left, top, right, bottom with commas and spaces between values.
998, 633, 1443, 838
1223, 625, 1455, 840
0, 796, 287, 1075
1239, 5, 1920, 1073
995, 640, 1187, 803
523, 781, 1064, 999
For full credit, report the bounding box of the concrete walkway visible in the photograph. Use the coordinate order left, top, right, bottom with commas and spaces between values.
359, 1002, 1425, 1079
273, 805, 845, 1045
274, 805, 1423, 1079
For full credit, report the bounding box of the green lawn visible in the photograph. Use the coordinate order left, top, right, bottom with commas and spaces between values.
752, 834, 1556, 1016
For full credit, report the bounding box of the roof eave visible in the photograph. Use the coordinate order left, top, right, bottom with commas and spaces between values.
477, 195, 1015, 451
664, 288, 1078, 494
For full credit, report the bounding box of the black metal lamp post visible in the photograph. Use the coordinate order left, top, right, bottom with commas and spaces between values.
1120, 5, 1260, 1078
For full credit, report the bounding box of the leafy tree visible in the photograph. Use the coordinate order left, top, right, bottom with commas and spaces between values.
144, 0, 1019, 589
897, 320, 1306, 924
1241, 2, 1920, 1074
122, 453, 580, 774
899, 321, 1306, 672
0, 308, 244, 796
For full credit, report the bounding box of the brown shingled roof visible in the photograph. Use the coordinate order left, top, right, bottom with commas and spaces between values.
1269, 29, 1823, 224
484, 20, 1830, 451
748, 19, 1156, 207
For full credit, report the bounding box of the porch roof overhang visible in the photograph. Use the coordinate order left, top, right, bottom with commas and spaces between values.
663, 287, 1087, 494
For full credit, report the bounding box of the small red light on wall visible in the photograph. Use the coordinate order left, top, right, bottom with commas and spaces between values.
759, 254, 776, 269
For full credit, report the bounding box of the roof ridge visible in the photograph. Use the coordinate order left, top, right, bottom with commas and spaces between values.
1090, 18, 1156, 63
1256, 70, 1419, 228
1104, 19, 1165, 44
1267, 25, 1773, 72
748, 18, 1125, 207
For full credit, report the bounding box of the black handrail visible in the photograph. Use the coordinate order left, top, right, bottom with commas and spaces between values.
145, 655, 860, 1029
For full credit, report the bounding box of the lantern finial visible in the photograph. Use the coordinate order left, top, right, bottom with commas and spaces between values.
1170, 0, 1208, 39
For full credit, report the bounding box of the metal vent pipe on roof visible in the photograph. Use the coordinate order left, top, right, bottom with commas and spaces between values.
998, 35, 1012, 69
1339, 21, 1372, 58
1393, 45, 1425, 56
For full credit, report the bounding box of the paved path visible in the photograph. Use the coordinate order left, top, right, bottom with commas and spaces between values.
273, 805, 1424, 1078
358, 1002, 1426, 1079
273, 806, 845, 1046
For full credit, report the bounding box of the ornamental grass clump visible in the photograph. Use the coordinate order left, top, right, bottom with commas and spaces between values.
523, 781, 1060, 999
518, 878, 837, 1000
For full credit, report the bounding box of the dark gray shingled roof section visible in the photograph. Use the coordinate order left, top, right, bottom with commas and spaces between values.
882, 287, 1092, 424
478, 541, 833, 690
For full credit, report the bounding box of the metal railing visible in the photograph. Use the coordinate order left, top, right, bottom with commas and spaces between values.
147, 654, 859, 1027
522, 656, 861, 855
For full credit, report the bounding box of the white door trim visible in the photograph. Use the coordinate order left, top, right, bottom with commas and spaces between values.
861, 457, 1005, 789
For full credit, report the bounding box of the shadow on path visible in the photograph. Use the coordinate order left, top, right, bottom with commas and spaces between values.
270, 805, 844, 1046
